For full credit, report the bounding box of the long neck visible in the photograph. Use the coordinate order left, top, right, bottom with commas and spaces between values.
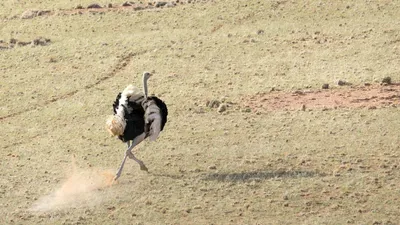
143, 76, 149, 98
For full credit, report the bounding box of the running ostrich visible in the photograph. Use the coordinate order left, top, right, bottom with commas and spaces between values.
106, 72, 168, 180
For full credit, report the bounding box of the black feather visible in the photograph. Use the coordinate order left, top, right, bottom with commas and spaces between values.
148, 96, 168, 131
112, 93, 122, 114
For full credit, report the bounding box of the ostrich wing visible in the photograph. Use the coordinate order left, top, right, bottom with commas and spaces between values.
113, 85, 143, 117
143, 99, 162, 141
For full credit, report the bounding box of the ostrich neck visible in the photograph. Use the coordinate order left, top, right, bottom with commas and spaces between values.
143, 77, 149, 98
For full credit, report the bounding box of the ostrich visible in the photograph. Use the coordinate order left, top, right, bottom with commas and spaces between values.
106, 72, 168, 180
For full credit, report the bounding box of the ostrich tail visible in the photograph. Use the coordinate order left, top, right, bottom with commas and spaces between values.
106, 115, 126, 136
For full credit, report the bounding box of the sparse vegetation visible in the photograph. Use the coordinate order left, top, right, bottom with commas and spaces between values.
1, 0, 399, 224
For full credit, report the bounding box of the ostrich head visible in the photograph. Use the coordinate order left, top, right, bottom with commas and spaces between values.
106, 115, 126, 136
143, 71, 152, 82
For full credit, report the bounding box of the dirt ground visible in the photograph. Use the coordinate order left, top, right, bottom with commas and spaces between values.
1, 0, 400, 224
243, 84, 400, 112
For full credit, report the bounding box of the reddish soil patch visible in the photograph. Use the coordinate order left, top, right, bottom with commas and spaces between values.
242, 84, 400, 112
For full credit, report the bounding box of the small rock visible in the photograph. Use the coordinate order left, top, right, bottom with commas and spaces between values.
107, 3, 113, 8
368, 106, 377, 110
364, 82, 371, 86
257, 29, 264, 35
206, 99, 220, 108
87, 3, 102, 9
337, 80, 346, 86
337, 80, 351, 86
9, 38, 17, 44
217, 104, 227, 113
322, 83, 329, 89
122, 1, 134, 6
37, 10, 50, 16
165, 2, 176, 7
20, 10, 38, 19
133, 5, 144, 10
293, 90, 305, 95
75, 4, 84, 9
208, 165, 217, 170
17, 41, 31, 46
381, 76, 392, 85
193, 205, 202, 209
32, 37, 51, 46
107, 206, 116, 211
155, 1, 167, 7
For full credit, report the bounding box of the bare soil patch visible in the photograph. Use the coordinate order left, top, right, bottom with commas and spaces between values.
242, 84, 400, 112
2, 0, 400, 224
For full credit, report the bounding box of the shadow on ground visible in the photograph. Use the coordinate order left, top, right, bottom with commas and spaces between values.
203, 169, 326, 183
150, 172, 184, 180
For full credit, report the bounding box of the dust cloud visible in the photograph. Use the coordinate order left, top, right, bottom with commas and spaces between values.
30, 160, 116, 212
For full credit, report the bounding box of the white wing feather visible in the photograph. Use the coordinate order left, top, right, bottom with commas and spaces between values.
116, 85, 143, 116
124, 85, 144, 102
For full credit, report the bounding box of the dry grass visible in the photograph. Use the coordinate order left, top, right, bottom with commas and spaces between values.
1, 0, 400, 224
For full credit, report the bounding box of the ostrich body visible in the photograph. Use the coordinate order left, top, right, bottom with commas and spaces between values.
106, 72, 168, 180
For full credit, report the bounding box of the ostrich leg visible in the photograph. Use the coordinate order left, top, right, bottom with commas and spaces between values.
114, 133, 147, 180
